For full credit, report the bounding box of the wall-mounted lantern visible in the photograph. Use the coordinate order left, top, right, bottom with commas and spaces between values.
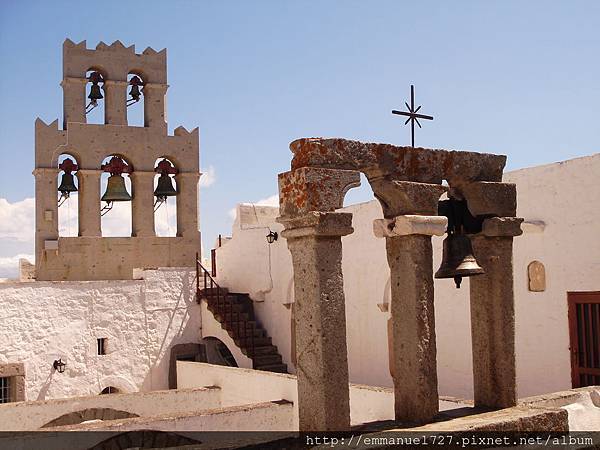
53, 359, 66, 373
266, 230, 278, 244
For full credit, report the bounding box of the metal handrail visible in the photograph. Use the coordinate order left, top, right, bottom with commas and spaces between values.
196, 252, 255, 366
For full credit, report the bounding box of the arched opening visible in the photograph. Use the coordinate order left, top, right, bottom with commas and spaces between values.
85, 69, 105, 124
57, 153, 79, 237
126, 72, 145, 126
100, 155, 133, 237
342, 173, 373, 207
100, 386, 120, 394
200, 337, 238, 367
41, 407, 137, 428
153, 157, 178, 237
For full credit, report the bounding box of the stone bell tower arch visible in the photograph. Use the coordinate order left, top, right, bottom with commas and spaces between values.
34, 39, 201, 281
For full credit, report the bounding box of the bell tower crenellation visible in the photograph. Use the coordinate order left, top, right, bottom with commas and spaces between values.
34, 39, 200, 281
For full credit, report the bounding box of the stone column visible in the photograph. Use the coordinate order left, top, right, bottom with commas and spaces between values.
33, 168, 59, 272
469, 217, 523, 408
370, 179, 446, 424
61, 77, 87, 129
103, 80, 127, 125
175, 172, 200, 238
277, 166, 360, 431
280, 212, 354, 431
77, 169, 102, 237
131, 171, 155, 237
143, 83, 168, 132
461, 181, 522, 409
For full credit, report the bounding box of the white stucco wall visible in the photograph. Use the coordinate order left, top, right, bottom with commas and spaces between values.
0, 267, 201, 401
214, 153, 600, 400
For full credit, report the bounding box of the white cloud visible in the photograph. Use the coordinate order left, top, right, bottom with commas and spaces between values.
0, 254, 34, 279
229, 194, 279, 221
199, 166, 216, 187
0, 197, 35, 242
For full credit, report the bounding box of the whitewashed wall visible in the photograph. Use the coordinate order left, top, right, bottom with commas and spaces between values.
215, 153, 600, 400
0, 267, 201, 401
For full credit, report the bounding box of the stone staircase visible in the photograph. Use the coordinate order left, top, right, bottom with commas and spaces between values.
196, 262, 287, 373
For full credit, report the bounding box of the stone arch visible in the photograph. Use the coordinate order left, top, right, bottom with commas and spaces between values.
85, 68, 106, 125
57, 153, 79, 237
201, 336, 238, 367
99, 375, 137, 394
100, 154, 133, 237
91, 431, 201, 449
126, 71, 145, 126
41, 408, 139, 428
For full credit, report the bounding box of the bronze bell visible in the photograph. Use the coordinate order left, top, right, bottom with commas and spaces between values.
101, 174, 132, 202
58, 172, 78, 195
435, 233, 484, 288
154, 173, 177, 199
88, 84, 103, 102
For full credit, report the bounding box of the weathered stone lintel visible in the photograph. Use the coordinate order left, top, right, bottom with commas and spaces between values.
288, 137, 506, 183
278, 212, 353, 239
373, 215, 447, 238
278, 167, 360, 217
482, 217, 523, 237
369, 180, 447, 218
460, 181, 517, 217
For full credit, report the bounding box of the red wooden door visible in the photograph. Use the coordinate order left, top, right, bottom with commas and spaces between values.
568, 292, 600, 387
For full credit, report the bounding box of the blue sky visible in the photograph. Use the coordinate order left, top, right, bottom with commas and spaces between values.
1, 1, 599, 274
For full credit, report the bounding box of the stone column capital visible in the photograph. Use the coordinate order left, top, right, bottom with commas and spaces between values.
61, 77, 88, 86
129, 171, 156, 179
373, 215, 447, 238
458, 181, 517, 217
278, 212, 354, 239
368, 179, 446, 217
33, 167, 59, 178
175, 171, 201, 180
142, 82, 169, 91
480, 217, 524, 237
103, 80, 128, 87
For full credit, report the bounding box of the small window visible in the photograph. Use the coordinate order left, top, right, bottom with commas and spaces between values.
97, 338, 107, 355
100, 386, 120, 395
0, 377, 10, 403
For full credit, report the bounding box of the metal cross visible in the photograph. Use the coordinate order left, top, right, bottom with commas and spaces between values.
392, 85, 433, 147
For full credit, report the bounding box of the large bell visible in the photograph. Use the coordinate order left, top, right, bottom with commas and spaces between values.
101, 174, 132, 202
154, 173, 177, 199
435, 233, 484, 288
88, 84, 103, 102
58, 172, 78, 195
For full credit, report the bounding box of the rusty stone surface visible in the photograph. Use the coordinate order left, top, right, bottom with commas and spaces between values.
470, 236, 517, 409
460, 181, 517, 217
482, 217, 524, 237
387, 234, 439, 424
278, 167, 360, 219
278, 211, 353, 431
369, 180, 446, 218
289, 138, 506, 184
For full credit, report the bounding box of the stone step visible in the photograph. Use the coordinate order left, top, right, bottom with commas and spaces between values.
235, 335, 271, 348
224, 323, 266, 338
256, 363, 288, 373
248, 345, 280, 356
252, 353, 283, 366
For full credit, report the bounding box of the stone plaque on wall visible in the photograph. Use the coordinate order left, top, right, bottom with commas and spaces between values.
527, 260, 546, 292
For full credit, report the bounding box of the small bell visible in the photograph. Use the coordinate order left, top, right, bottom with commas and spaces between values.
154, 173, 177, 199
58, 172, 78, 196
435, 233, 485, 288
128, 76, 143, 103
101, 174, 132, 203
87, 72, 104, 104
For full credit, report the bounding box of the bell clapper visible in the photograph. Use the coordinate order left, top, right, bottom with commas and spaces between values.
154, 196, 167, 212
100, 201, 113, 217
453, 275, 462, 289
58, 192, 69, 207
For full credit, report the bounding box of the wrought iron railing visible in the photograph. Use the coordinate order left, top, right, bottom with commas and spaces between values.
196, 252, 255, 364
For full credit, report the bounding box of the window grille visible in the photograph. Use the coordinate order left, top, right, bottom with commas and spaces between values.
0, 377, 10, 403
97, 338, 107, 355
